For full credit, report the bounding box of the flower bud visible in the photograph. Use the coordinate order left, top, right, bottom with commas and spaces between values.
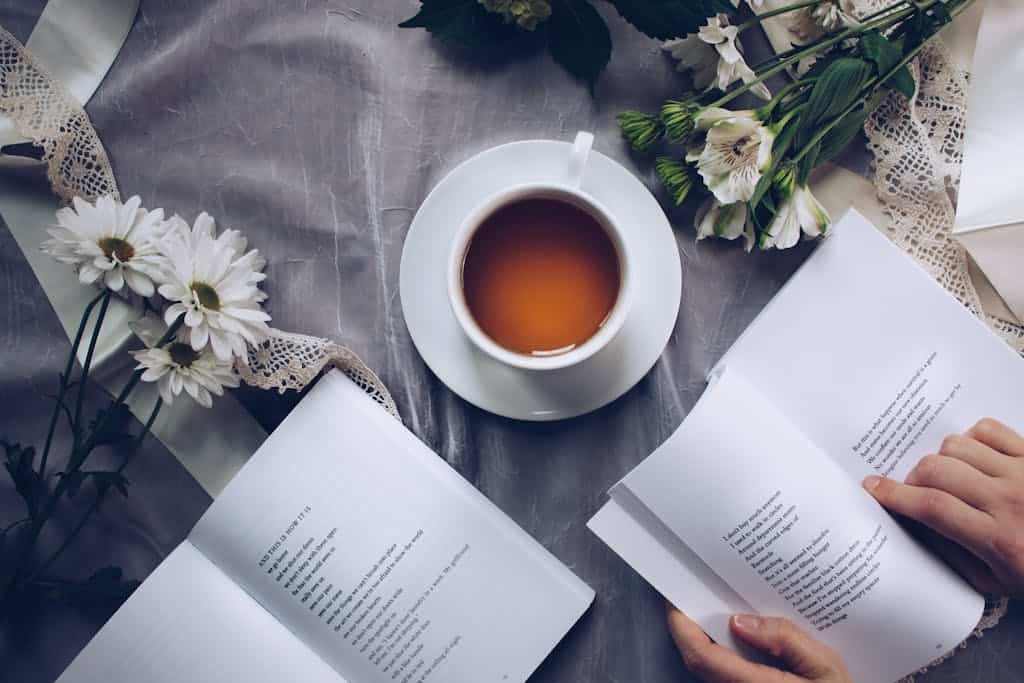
618, 111, 665, 154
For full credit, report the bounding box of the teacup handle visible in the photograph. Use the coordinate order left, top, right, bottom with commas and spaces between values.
566, 131, 594, 189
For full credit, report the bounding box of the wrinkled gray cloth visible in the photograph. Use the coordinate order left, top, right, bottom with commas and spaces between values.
0, 1, 1021, 682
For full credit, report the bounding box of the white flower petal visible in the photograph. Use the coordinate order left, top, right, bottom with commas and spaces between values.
104, 268, 125, 292
123, 268, 155, 297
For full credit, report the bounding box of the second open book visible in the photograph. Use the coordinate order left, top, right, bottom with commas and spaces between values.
590, 210, 1024, 683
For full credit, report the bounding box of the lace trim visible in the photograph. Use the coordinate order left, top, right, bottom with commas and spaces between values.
0, 26, 400, 419
864, 37, 1024, 354
238, 328, 400, 419
0, 25, 119, 202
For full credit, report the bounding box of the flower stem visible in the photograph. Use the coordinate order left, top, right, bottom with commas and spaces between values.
28, 396, 164, 581
1, 518, 29, 534
709, 4, 916, 109
790, 0, 976, 165
38, 288, 106, 484
71, 290, 113, 451
792, 36, 928, 163
738, 0, 828, 32
4, 316, 185, 601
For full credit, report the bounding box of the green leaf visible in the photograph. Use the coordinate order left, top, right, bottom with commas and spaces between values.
796, 57, 873, 149
59, 470, 130, 498
548, 0, 612, 91
38, 566, 140, 608
399, 0, 521, 50
89, 403, 133, 448
816, 106, 868, 164
88, 471, 130, 497
797, 141, 820, 185
888, 66, 915, 98
609, 0, 735, 40
771, 119, 800, 160
750, 170, 775, 212
3, 439, 42, 517
860, 31, 899, 73
903, 4, 953, 49
59, 470, 86, 498
859, 31, 915, 98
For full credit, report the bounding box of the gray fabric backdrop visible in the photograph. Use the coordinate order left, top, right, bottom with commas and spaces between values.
0, 1, 1020, 681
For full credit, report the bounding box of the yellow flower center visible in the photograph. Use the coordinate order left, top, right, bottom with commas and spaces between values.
98, 237, 135, 262
190, 281, 221, 311
168, 342, 201, 368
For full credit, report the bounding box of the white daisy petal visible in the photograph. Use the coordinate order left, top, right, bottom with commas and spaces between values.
123, 268, 155, 297
105, 268, 125, 292
153, 212, 270, 361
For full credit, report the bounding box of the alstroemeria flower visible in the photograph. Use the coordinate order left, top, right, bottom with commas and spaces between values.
664, 13, 771, 101
687, 108, 775, 205
695, 197, 756, 251
812, 0, 859, 32
761, 169, 832, 249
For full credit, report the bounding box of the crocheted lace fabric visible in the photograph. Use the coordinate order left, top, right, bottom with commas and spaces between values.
865, 40, 1024, 355
0, 26, 400, 420
0, 26, 119, 203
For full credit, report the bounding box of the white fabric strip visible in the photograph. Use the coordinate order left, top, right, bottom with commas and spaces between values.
0, 1, 266, 496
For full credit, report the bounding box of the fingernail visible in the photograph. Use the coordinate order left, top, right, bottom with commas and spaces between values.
732, 614, 761, 634
863, 475, 882, 492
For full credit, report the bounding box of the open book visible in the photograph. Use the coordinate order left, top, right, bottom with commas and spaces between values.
58, 371, 594, 683
589, 210, 1024, 683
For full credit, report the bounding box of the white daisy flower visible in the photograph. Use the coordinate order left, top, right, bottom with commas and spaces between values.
130, 316, 239, 408
157, 212, 271, 362
664, 14, 771, 101
687, 108, 775, 205
761, 171, 832, 250
41, 195, 168, 296
695, 197, 756, 252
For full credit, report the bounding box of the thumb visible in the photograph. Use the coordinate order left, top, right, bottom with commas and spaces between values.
730, 615, 839, 679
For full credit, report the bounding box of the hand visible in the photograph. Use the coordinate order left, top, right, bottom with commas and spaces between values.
863, 418, 1024, 598
667, 607, 852, 682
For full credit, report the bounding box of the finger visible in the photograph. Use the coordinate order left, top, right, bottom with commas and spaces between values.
938, 434, 1016, 477
864, 476, 998, 561
920, 527, 1004, 595
905, 453, 996, 512
730, 615, 838, 679
667, 608, 795, 683
968, 419, 1024, 458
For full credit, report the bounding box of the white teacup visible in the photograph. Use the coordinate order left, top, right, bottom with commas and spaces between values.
447, 132, 634, 372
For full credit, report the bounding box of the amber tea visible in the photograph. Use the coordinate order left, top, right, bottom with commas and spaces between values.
460, 197, 621, 356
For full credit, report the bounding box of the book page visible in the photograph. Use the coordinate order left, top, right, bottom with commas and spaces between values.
56, 542, 344, 683
717, 210, 1024, 482
189, 371, 593, 683
587, 495, 755, 655
619, 369, 983, 683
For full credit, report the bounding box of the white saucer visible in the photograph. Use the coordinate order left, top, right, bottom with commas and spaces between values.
399, 139, 682, 421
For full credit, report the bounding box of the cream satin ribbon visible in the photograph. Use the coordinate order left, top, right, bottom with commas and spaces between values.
0, 0, 265, 496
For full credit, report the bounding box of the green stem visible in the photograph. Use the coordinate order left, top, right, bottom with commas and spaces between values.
71, 290, 113, 451
28, 397, 164, 581
5, 316, 184, 601
738, 0, 828, 32
759, 78, 815, 119
1, 518, 29, 534
791, 0, 975, 165
38, 288, 106, 483
709, 4, 917, 109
